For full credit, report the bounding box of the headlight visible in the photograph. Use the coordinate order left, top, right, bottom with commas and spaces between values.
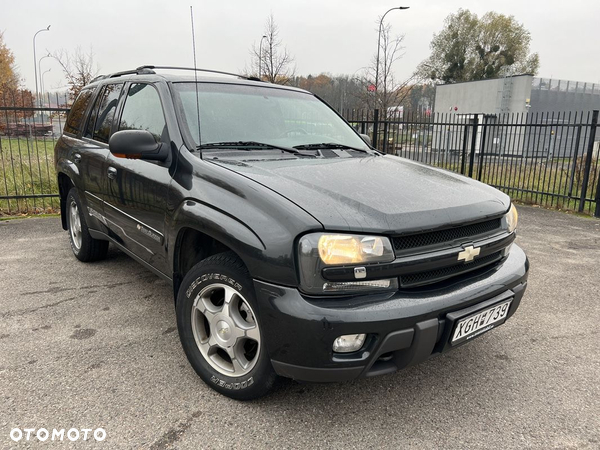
299, 233, 397, 295
506, 204, 518, 233
317, 234, 394, 265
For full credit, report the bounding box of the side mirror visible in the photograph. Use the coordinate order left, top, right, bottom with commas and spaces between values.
359, 133, 372, 146
109, 130, 168, 161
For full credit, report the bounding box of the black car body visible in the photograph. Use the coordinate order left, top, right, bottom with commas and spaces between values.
54, 66, 528, 399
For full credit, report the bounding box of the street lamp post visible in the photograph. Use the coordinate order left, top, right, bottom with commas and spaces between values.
41, 68, 51, 103
33, 25, 51, 108
38, 54, 52, 82
374, 7, 408, 95
38, 53, 52, 104
258, 35, 267, 79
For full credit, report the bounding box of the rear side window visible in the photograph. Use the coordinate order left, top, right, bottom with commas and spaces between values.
64, 89, 93, 135
119, 83, 167, 142
84, 83, 123, 143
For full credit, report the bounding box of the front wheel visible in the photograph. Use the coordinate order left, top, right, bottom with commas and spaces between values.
176, 252, 277, 400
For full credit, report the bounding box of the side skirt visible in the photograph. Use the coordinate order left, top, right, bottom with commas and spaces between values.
88, 229, 173, 284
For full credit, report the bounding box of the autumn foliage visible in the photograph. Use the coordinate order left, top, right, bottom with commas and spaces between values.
0, 32, 35, 127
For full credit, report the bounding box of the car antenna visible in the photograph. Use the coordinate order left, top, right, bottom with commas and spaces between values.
190, 5, 202, 146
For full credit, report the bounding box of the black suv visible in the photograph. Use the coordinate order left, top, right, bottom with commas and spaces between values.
54, 66, 528, 400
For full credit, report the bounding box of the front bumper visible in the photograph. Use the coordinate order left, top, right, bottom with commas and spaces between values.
254, 244, 529, 382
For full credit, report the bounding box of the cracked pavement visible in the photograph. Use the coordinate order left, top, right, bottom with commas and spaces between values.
0, 206, 599, 449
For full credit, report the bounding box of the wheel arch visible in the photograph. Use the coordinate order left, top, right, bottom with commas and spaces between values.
57, 172, 75, 230
170, 200, 266, 302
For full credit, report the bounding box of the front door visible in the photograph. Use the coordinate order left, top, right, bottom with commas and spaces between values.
102, 82, 173, 274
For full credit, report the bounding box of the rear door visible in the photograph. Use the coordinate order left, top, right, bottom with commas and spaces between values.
78, 83, 124, 230
102, 82, 173, 273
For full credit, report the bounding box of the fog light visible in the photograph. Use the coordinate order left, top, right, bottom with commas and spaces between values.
333, 334, 366, 353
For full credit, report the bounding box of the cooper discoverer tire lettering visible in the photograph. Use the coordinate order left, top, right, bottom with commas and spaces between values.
176, 252, 277, 400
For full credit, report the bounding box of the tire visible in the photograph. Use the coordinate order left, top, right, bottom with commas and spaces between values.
66, 188, 109, 262
176, 252, 277, 400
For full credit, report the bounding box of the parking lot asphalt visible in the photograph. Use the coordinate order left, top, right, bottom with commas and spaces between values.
0, 205, 599, 449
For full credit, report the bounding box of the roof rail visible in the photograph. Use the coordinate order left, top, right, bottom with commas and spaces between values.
136, 65, 261, 82
89, 75, 106, 83
88, 66, 261, 84
109, 67, 156, 78
88, 67, 156, 84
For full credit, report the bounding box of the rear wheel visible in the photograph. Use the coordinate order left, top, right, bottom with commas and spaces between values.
176, 252, 276, 400
66, 188, 109, 262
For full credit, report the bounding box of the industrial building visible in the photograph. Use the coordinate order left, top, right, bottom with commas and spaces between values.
432, 75, 600, 157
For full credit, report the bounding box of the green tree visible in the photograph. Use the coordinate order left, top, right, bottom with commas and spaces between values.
420, 9, 539, 83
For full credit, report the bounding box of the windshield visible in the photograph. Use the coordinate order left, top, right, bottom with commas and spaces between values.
173, 82, 370, 151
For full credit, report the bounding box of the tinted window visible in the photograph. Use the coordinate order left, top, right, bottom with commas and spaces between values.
64, 89, 93, 135
119, 84, 167, 141
84, 86, 104, 139
87, 84, 122, 143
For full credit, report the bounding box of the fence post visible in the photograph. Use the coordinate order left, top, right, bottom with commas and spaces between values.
382, 120, 389, 154
468, 115, 480, 178
568, 124, 582, 198
594, 168, 600, 218
372, 109, 380, 150
578, 109, 598, 213
360, 111, 366, 134
460, 120, 469, 175
477, 115, 489, 181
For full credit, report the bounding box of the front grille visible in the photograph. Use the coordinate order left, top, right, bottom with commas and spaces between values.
392, 218, 502, 252
399, 251, 503, 288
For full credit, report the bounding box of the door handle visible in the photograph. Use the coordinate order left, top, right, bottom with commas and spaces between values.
73, 153, 81, 164
107, 166, 117, 180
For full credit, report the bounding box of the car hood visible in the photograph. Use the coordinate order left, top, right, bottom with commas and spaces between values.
208, 155, 510, 234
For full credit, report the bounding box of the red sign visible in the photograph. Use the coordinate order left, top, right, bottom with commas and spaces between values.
367, 84, 376, 92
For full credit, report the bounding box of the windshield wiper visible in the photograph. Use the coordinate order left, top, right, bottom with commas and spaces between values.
292, 142, 374, 154
197, 141, 315, 156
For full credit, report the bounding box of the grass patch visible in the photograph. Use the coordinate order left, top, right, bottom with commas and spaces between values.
0, 136, 60, 214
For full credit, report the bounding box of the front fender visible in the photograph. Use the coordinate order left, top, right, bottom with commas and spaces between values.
168, 199, 299, 286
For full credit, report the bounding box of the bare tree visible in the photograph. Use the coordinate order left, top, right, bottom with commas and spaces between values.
52, 47, 99, 102
249, 14, 295, 84
363, 22, 408, 117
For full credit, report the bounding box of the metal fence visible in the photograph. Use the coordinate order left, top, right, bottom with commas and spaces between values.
0, 93, 69, 215
344, 109, 600, 217
1, 98, 599, 218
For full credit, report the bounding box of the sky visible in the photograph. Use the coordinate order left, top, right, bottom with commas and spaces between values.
2, 0, 599, 94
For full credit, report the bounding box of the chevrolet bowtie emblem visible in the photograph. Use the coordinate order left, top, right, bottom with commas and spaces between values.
458, 245, 481, 262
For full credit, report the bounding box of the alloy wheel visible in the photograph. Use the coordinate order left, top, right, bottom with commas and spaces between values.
191, 283, 261, 377
69, 200, 82, 250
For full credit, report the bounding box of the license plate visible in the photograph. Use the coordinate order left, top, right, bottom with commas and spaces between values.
451, 300, 512, 345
